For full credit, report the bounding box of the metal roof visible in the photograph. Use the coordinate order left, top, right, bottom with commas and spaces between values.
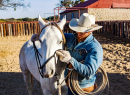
60, 0, 130, 14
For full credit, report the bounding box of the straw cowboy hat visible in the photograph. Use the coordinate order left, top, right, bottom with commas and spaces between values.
69, 13, 102, 32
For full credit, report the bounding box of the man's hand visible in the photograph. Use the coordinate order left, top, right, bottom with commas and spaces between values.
56, 50, 71, 63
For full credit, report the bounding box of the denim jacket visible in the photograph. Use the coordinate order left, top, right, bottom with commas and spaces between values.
64, 33, 103, 88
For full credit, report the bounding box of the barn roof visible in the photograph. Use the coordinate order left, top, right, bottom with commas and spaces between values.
60, 0, 130, 14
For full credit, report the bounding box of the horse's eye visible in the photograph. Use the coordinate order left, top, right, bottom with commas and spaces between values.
59, 41, 63, 44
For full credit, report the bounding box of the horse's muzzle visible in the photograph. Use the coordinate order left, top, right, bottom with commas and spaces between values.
43, 69, 54, 78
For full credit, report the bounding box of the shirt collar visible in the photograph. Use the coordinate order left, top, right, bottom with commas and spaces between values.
74, 33, 93, 49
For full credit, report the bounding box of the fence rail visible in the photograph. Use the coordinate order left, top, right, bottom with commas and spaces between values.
0, 20, 130, 39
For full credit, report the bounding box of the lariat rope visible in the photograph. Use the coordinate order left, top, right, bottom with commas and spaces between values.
68, 65, 109, 95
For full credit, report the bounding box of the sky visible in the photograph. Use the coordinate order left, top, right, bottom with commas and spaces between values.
0, 0, 61, 19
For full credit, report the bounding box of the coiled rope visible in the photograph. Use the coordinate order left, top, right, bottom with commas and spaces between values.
68, 65, 109, 95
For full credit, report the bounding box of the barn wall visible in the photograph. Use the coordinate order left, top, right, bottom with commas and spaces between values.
60, 9, 88, 21
60, 8, 130, 21
88, 8, 130, 21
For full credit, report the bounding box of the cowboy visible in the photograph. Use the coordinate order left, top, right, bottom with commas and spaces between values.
56, 13, 103, 94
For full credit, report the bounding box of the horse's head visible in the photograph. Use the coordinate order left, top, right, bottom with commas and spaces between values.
38, 15, 66, 78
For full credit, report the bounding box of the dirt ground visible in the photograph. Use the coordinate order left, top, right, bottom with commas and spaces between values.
0, 33, 130, 95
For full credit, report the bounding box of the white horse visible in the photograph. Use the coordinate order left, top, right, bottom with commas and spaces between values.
19, 15, 68, 95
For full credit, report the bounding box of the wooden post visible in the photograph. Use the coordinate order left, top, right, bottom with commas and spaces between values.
126, 22, 129, 39
117, 22, 120, 37
3, 24, 6, 37
0, 24, 1, 37
13, 23, 15, 36
102, 22, 104, 33
128, 22, 130, 39
20, 23, 22, 36
35, 23, 38, 34
0, 24, 4, 37
16, 24, 18, 36
8, 24, 11, 36
6, 23, 9, 36
23, 23, 25, 36
111, 22, 113, 35
26, 23, 28, 35
28, 23, 31, 35
30, 23, 32, 35
18, 23, 20, 36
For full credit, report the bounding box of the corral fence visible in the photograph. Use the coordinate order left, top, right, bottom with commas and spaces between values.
0, 20, 130, 39
64, 20, 130, 39
0, 21, 40, 37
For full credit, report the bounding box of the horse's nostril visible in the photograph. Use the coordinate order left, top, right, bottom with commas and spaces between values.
51, 69, 53, 75
44, 73, 49, 78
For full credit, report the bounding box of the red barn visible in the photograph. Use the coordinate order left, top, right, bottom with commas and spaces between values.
60, 0, 130, 21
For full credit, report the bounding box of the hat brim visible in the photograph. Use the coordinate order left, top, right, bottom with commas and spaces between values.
69, 18, 103, 32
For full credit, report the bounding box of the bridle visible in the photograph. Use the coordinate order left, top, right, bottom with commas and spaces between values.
33, 22, 66, 78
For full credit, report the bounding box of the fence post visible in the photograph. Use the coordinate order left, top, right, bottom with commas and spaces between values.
0, 24, 3, 37
8, 24, 11, 36
18, 23, 20, 36
36, 22, 38, 34
28, 23, 31, 35
3, 24, 6, 37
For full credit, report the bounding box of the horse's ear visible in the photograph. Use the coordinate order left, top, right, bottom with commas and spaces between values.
58, 15, 66, 30
38, 15, 46, 29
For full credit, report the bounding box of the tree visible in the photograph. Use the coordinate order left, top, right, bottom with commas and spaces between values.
57, 0, 72, 7
0, 0, 30, 10
57, 0, 85, 7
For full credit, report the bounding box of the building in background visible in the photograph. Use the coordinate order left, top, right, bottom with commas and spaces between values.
60, 0, 130, 21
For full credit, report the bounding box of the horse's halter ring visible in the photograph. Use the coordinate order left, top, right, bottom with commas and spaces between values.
33, 22, 66, 78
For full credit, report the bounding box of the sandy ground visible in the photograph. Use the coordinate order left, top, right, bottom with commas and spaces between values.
0, 33, 130, 95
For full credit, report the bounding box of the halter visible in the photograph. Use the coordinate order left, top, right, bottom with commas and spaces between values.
33, 22, 66, 78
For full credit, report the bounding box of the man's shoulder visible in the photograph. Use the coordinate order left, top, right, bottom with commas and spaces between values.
84, 37, 102, 51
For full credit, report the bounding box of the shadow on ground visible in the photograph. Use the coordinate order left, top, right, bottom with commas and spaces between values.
0, 72, 130, 95
0, 72, 41, 95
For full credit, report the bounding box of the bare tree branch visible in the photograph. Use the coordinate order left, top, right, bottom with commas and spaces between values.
0, 0, 30, 10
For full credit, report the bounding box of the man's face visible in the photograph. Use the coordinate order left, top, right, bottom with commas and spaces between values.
76, 32, 91, 40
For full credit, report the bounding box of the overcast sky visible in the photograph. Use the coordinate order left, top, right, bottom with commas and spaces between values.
0, 0, 61, 19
